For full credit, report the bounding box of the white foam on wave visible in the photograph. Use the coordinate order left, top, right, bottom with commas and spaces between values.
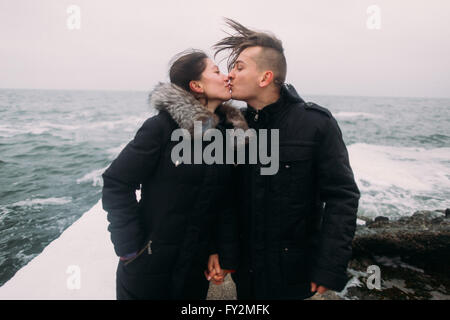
0, 115, 148, 139
349, 143, 450, 191
76, 166, 109, 187
334, 112, 383, 120
0, 125, 49, 137
106, 143, 127, 159
38, 122, 81, 131
0, 125, 23, 137
348, 143, 450, 218
85, 116, 147, 131
10, 197, 72, 207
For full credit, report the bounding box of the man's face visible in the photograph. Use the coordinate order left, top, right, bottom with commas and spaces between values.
228, 47, 263, 102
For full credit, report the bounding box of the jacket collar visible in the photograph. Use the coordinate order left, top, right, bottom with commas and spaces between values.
148, 82, 248, 134
247, 83, 305, 116
282, 83, 305, 104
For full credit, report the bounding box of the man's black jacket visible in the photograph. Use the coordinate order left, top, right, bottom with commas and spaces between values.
231, 84, 360, 299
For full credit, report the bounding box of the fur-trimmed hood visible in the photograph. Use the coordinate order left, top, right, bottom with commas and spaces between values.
148, 82, 248, 134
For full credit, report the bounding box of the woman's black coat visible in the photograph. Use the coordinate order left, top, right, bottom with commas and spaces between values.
101, 83, 246, 299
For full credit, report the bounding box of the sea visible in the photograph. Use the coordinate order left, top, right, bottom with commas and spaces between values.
0, 88, 449, 287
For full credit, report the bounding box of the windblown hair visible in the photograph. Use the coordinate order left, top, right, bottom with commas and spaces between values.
213, 18, 287, 87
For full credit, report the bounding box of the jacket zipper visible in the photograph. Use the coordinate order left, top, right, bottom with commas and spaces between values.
147, 240, 153, 254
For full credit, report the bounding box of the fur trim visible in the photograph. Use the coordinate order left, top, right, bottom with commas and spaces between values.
216, 104, 249, 131
148, 82, 248, 134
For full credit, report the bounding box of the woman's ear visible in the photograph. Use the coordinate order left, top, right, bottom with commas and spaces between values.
189, 80, 204, 94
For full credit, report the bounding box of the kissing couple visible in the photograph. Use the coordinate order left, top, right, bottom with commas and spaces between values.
102, 18, 360, 300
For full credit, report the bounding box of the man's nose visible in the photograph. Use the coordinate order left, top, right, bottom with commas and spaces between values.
228, 70, 234, 79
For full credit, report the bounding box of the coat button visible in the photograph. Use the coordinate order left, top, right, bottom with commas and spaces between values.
284, 248, 289, 252
285, 164, 290, 169
249, 269, 254, 273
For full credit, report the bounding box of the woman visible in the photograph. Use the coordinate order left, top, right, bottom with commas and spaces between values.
102, 50, 245, 299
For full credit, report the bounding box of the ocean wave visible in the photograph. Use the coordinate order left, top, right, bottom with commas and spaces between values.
84, 116, 146, 130
0, 124, 50, 138
411, 134, 450, 145
76, 166, 108, 187
0, 116, 146, 139
9, 197, 73, 208
334, 112, 383, 120
106, 143, 127, 158
348, 143, 450, 191
348, 143, 450, 218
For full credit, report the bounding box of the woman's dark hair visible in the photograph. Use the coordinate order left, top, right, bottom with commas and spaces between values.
169, 50, 208, 93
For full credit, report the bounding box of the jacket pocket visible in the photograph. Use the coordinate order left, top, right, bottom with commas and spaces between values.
278, 145, 315, 205
123, 239, 153, 266
279, 145, 314, 177
281, 247, 309, 285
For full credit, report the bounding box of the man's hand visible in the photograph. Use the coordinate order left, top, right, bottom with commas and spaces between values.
205, 254, 236, 285
311, 282, 329, 295
205, 254, 225, 285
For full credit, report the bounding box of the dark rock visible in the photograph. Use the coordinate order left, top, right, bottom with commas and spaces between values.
375, 216, 389, 222
353, 210, 450, 274
432, 217, 444, 224
346, 209, 450, 300
446, 208, 450, 218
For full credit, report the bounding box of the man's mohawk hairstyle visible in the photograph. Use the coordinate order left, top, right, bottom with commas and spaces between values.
213, 18, 285, 73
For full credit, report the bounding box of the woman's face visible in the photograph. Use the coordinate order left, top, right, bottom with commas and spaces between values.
197, 58, 231, 102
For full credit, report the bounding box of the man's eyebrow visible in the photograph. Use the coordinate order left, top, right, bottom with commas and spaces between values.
235, 60, 245, 65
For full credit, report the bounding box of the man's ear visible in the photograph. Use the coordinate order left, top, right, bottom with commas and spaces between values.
259, 71, 274, 88
189, 80, 204, 94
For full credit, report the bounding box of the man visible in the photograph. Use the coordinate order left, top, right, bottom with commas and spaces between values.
206, 19, 360, 300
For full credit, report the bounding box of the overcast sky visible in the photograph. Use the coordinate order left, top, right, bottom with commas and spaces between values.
1, 0, 449, 98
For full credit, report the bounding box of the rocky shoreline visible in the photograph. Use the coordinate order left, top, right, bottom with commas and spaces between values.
207, 209, 450, 300
341, 208, 450, 300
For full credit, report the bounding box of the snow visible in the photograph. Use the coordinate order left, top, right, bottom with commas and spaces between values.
356, 218, 366, 226
0, 199, 117, 300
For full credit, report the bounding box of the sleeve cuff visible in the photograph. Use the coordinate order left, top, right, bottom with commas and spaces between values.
310, 267, 350, 292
